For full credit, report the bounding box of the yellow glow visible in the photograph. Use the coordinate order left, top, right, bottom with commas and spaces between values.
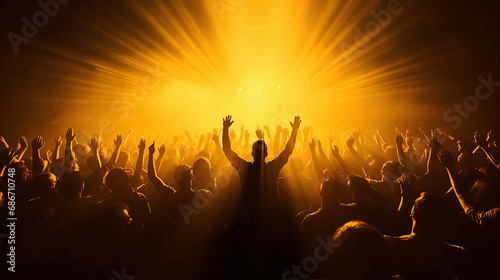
27, 0, 450, 138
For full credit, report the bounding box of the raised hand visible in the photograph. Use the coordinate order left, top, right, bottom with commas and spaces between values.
331, 144, 340, 157
395, 133, 404, 146
138, 138, 146, 152
309, 138, 316, 150
32, 136, 45, 150
486, 130, 494, 144
256, 129, 264, 140
346, 136, 355, 148
230, 129, 237, 140
149, 142, 156, 155
244, 129, 250, 141
474, 131, 487, 147
352, 129, 361, 140
318, 140, 323, 150
487, 130, 495, 141
88, 137, 100, 152
438, 149, 455, 169
114, 134, 123, 147
20, 136, 28, 149
290, 116, 302, 131
65, 127, 76, 143
55, 136, 62, 147
45, 150, 52, 161
212, 133, 220, 144
158, 144, 166, 157
223, 115, 234, 129
406, 135, 414, 148
399, 175, 412, 195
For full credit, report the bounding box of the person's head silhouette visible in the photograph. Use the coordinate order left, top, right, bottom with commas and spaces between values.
320, 177, 340, 206
174, 164, 193, 192
105, 168, 131, 195
251, 140, 268, 162
411, 192, 452, 238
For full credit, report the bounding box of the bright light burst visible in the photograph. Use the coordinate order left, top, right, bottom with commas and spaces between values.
29, 0, 459, 137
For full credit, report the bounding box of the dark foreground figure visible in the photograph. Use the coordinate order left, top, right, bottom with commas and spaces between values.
1, 122, 499, 279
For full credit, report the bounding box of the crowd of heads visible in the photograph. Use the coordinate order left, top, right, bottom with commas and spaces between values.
0, 121, 499, 279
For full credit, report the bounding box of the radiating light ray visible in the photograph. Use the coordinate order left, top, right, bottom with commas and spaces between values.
14, 0, 471, 137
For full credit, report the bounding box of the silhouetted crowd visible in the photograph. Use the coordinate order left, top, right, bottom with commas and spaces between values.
1, 117, 499, 280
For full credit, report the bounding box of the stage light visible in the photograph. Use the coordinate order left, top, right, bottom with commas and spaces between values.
46, 0, 445, 135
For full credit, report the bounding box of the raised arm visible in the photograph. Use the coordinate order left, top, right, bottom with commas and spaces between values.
331, 144, 351, 175
132, 138, 145, 189
474, 130, 499, 168
347, 135, 378, 179
148, 142, 175, 199
423, 136, 441, 177
123, 129, 133, 148
155, 144, 166, 171
222, 115, 245, 165
438, 150, 472, 211
53, 136, 62, 162
0, 147, 16, 175
418, 127, 430, 142
284, 116, 301, 156
14, 136, 28, 162
395, 133, 414, 173
440, 149, 500, 228
196, 134, 205, 151
31, 136, 45, 176
318, 140, 335, 174
106, 134, 122, 169
210, 133, 224, 174
64, 127, 78, 170
309, 139, 325, 180
88, 137, 102, 170
398, 175, 417, 213
376, 128, 387, 145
